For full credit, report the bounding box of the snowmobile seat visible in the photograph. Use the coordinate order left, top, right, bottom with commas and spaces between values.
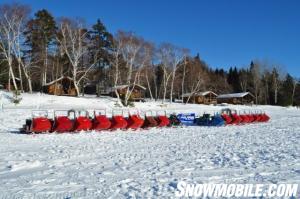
93, 110, 111, 130
247, 112, 255, 123
155, 111, 170, 127
23, 110, 52, 133
195, 113, 211, 126
221, 113, 232, 124
31, 117, 52, 133
211, 114, 225, 126
142, 111, 158, 128
239, 112, 250, 124
110, 110, 128, 130
127, 113, 144, 129
261, 112, 270, 122
74, 110, 92, 131
53, 110, 75, 132
231, 113, 242, 124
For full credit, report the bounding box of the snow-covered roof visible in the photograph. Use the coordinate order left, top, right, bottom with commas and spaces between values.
111, 84, 146, 91
44, 76, 73, 86
217, 92, 254, 99
182, 91, 217, 97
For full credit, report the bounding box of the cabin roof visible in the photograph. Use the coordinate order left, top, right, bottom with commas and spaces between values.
217, 92, 254, 99
182, 91, 217, 98
44, 76, 73, 86
112, 84, 146, 91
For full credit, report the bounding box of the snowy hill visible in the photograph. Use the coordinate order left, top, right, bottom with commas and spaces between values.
0, 92, 299, 198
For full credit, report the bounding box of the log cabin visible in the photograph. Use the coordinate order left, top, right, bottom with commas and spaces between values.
217, 92, 255, 105
182, 91, 218, 104
109, 84, 146, 102
42, 76, 77, 96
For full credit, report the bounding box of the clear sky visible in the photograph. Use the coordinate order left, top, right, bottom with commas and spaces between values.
3, 0, 300, 77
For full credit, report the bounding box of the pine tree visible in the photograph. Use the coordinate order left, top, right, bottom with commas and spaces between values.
87, 19, 113, 86
279, 74, 294, 106
89, 19, 113, 67
25, 9, 57, 87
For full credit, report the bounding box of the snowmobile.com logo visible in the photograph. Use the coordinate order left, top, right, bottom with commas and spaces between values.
175, 182, 298, 198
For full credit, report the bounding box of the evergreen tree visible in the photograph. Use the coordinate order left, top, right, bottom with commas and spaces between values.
87, 19, 114, 86
89, 19, 113, 68
25, 9, 57, 87
227, 67, 241, 92
279, 74, 294, 106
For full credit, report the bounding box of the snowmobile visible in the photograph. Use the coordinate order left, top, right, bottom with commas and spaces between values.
22, 110, 52, 133
92, 109, 111, 130
195, 113, 225, 126
142, 111, 158, 128
126, 110, 144, 129
155, 111, 170, 127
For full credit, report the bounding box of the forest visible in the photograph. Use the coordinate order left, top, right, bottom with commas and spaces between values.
0, 2, 299, 106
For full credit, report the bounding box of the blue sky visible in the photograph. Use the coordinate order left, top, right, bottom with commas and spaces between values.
3, 0, 300, 77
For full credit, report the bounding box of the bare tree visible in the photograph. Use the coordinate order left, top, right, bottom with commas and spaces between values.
110, 34, 123, 102
250, 61, 262, 104
239, 68, 248, 92
157, 43, 185, 103
57, 19, 97, 96
141, 43, 155, 100
185, 73, 203, 104
0, 3, 30, 91
180, 50, 190, 98
113, 31, 153, 106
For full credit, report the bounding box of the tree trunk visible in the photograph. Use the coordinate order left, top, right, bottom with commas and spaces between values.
44, 46, 48, 85
169, 70, 176, 103
274, 87, 278, 105
292, 81, 297, 106
27, 78, 32, 93
23, 69, 33, 93
8, 70, 11, 91
145, 70, 153, 100
9, 66, 18, 91
181, 62, 186, 98
18, 62, 23, 92
74, 82, 80, 97
162, 74, 167, 104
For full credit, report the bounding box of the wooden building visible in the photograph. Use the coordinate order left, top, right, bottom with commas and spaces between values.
217, 92, 255, 105
83, 82, 97, 95
42, 76, 77, 96
109, 84, 146, 102
182, 91, 218, 104
5, 77, 21, 90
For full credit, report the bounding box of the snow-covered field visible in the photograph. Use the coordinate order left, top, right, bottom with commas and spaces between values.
0, 92, 299, 198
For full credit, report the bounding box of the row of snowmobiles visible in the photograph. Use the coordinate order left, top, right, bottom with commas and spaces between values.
21, 108, 270, 134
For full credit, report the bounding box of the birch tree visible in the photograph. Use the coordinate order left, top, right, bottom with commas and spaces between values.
185, 73, 203, 104
113, 31, 152, 106
292, 78, 298, 106
250, 61, 261, 104
57, 19, 97, 96
157, 43, 185, 103
0, 3, 30, 91
142, 44, 155, 100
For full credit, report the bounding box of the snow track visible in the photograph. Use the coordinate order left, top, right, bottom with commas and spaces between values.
0, 93, 299, 198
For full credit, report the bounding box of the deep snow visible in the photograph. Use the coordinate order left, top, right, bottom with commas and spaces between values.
0, 92, 299, 198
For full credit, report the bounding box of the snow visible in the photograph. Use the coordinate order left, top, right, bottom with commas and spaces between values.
217, 92, 253, 98
0, 92, 299, 198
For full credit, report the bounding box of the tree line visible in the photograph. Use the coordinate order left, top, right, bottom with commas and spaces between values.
0, 2, 299, 106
